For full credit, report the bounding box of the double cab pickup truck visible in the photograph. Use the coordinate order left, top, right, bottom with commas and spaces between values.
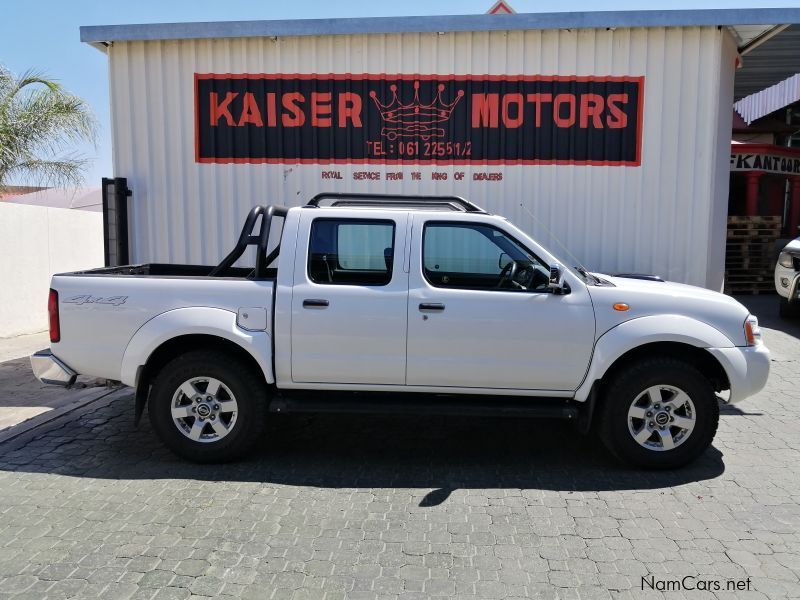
32, 193, 770, 468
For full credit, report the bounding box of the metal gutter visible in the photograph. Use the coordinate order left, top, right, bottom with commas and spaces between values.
739, 23, 791, 55
80, 8, 800, 46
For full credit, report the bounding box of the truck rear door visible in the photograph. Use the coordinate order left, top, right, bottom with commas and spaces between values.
290, 210, 410, 384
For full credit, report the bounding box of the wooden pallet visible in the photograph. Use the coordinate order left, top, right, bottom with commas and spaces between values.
726, 235, 781, 244
724, 287, 776, 295
725, 249, 774, 268
727, 229, 781, 238
725, 255, 774, 266
726, 242, 774, 249
727, 215, 782, 225
726, 239, 774, 245
725, 274, 772, 283
725, 267, 774, 276
724, 216, 781, 294
724, 278, 775, 287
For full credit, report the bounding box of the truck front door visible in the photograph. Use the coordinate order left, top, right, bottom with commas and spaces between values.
406, 216, 595, 391
291, 211, 409, 385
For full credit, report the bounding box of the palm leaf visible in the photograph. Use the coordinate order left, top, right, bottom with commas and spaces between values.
0, 64, 96, 190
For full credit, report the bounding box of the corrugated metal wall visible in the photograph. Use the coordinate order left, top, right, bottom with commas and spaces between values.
108, 26, 736, 288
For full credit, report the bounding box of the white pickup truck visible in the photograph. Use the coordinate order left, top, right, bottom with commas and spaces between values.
32, 194, 770, 468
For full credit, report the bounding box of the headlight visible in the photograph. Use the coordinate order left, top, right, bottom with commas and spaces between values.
744, 315, 762, 346
778, 252, 795, 268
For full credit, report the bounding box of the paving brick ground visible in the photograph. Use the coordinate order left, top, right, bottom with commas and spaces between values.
0, 296, 798, 599
0, 354, 110, 434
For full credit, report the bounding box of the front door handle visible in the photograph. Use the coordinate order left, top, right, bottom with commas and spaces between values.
419, 303, 445, 312
303, 299, 329, 308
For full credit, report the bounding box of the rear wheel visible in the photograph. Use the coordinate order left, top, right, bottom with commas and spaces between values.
599, 358, 719, 469
148, 350, 267, 462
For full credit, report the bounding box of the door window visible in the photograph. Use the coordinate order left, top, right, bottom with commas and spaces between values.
423, 222, 549, 291
308, 218, 395, 285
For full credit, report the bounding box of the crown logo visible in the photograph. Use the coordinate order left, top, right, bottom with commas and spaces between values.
370, 81, 465, 140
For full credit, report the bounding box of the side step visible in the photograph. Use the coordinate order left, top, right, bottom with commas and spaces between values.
268, 392, 579, 420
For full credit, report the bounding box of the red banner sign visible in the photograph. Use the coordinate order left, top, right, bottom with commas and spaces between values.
195, 74, 644, 166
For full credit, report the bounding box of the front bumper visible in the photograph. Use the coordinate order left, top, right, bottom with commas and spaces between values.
707, 344, 770, 404
775, 267, 800, 302
30, 350, 77, 387
788, 273, 800, 303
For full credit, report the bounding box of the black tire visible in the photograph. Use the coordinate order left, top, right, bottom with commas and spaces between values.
148, 350, 268, 463
599, 357, 719, 469
779, 297, 800, 318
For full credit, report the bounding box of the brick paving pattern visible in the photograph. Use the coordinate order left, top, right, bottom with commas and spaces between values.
0, 299, 797, 599
0, 357, 108, 433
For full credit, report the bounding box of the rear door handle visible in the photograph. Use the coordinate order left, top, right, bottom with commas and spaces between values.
303, 299, 329, 308
419, 303, 445, 312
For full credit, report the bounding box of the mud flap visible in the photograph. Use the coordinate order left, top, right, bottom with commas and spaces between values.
134, 366, 150, 427
576, 382, 599, 435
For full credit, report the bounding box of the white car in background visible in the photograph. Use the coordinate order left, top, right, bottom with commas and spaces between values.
776, 237, 800, 318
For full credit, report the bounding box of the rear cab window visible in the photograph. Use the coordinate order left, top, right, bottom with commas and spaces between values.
308, 218, 396, 286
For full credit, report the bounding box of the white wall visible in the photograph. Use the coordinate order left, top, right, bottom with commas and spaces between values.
0, 203, 104, 338
108, 26, 737, 288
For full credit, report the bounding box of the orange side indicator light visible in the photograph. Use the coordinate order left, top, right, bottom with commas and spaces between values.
613, 303, 630, 312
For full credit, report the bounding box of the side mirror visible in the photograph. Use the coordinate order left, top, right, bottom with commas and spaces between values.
498, 252, 512, 270
548, 264, 566, 294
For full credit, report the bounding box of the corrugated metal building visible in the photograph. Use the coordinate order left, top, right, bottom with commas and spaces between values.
81, 9, 800, 289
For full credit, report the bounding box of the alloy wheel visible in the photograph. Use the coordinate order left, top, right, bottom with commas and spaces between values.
170, 377, 239, 443
627, 385, 696, 451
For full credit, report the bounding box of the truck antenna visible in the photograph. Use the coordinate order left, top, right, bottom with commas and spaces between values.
517, 200, 591, 274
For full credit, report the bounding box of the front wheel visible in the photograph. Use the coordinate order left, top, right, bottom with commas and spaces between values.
599, 358, 719, 469
148, 350, 267, 462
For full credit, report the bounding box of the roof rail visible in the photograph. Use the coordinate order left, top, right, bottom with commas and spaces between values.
306, 192, 485, 213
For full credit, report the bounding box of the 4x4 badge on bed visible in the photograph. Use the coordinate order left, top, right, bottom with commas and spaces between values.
63, 294, 128, 306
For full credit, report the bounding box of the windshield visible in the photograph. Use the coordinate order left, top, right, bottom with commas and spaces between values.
513, 202, 600, 285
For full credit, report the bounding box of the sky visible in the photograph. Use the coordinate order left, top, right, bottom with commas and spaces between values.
1, 0, 798, 186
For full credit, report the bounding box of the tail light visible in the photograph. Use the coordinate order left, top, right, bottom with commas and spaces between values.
48, 289, 60, 343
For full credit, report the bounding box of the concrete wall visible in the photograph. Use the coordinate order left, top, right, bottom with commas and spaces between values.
0, 203, 104, 338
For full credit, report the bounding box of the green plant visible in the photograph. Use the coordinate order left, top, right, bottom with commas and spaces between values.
0, 65, 97, 190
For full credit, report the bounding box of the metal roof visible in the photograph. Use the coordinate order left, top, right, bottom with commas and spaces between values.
735, 72, 800, 123
734, 23, 800, 100
80, 8, 800, 51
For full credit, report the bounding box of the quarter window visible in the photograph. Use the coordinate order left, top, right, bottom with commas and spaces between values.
308, 219, 395, 285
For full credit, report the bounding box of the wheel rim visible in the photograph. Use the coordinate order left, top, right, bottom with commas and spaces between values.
170, 377, 238, 444
627, 385, 696, 452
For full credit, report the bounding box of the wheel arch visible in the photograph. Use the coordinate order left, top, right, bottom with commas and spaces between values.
121, 306, 274, 385
574, 341, 730, 435
598, 341, 730, 395
133, 333, 270, 427
574, 315, 734, 403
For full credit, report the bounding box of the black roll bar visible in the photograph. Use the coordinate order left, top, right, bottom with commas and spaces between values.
209, 204, 288, 278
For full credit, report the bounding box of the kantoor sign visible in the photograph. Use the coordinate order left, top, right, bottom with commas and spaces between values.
195, 74, 644, 166
730, 148, 800, 176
